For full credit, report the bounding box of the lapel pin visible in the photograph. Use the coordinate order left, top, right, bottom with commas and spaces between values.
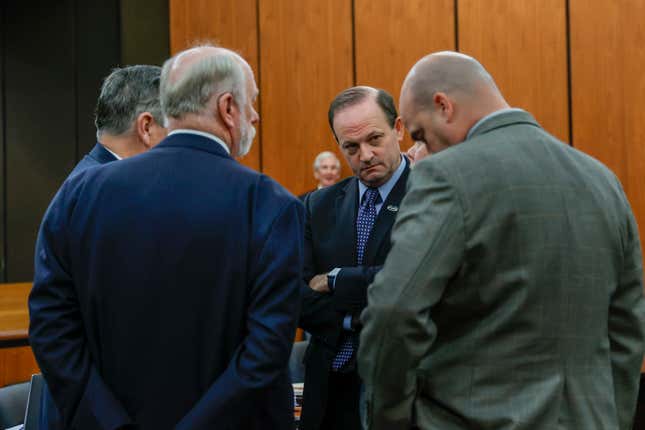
386, 205, 398, 212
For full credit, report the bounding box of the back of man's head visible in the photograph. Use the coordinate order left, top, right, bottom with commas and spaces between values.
159, 45, 259, 157
95, 65, 163, 139
400, 51, 509, 151
160, 46, 248, 120
402, 51, 502, 111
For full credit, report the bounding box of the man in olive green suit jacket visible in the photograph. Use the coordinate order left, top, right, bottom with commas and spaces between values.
358, 52, 645, 430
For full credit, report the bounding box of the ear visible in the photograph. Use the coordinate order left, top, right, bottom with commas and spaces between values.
136, 112, 155, 148
433, 92, 454, 122
217, 92, 237, 130
393, 116, 404, 141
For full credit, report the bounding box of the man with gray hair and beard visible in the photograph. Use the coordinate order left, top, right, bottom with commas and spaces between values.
29, 45, 303, 429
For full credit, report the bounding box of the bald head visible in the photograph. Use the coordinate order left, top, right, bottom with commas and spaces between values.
399, 51, 509, 154
402, 51, 502, 110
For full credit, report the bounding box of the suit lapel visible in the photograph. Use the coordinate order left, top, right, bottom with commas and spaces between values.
363, 159, 410, 264
335, 178, 359, 265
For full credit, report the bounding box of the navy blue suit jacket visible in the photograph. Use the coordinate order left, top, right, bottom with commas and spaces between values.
298, 159, 409, 429
39, 142, 117, 430
30, 133, 304, 429
69, 142, 118, 177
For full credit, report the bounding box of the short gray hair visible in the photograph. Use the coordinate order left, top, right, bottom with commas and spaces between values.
160, 47, 247, 119
95, 65, 163, 138
313, 151, 340, 171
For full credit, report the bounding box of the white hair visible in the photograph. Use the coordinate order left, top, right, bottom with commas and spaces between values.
313, 151, 340, 171
160, 47, 247, 119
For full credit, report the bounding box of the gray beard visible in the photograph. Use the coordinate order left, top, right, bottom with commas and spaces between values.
237, 118, 256, 157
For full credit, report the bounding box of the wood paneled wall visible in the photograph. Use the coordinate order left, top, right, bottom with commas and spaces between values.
354, 0, 455, 150
458, 0, 570, 143
2, 0, 122, 282
570, 0, 645, 230
258, 0, 354, 190
170, 0, 261, 171
169, 1, 645, 237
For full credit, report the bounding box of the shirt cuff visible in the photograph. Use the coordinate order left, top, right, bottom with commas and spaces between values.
343, 314, 353, 331
328, 267, 341, 291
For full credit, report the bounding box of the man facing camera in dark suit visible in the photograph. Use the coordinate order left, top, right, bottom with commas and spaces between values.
359, 51, 645, 430
299, 86, 410, 430
71, 65, 167, 177
29, 45, 304, 429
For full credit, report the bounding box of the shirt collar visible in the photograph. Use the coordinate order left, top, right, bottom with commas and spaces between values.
101, 144, 122, 160
358, 154, 406, 204
168, 129, 231, 155
466, 108, 525, 140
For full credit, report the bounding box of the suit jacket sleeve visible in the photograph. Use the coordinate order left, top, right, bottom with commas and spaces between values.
176, 183, 304, 429
299, 192, 344, 345
358, 160, 465, 430
331, 265, 382, 313
609, 180, 645, 430
29, 179, 133, 430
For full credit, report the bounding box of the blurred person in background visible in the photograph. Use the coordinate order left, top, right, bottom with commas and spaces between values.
299, 151, 342, 200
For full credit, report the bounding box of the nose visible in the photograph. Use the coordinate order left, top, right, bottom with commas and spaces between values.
250, 107, 259, 125
359, 144, 374, 163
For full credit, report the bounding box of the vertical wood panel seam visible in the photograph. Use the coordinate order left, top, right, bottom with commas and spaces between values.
565, 0, 573, 147
351, 0, 356, 85
454, 0, 459, 51
1, 2, 6, 282
73, 0, 80, 164
256, 0, 263, 171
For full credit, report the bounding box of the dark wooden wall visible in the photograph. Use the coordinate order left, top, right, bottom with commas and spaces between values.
0, 0, 168, 282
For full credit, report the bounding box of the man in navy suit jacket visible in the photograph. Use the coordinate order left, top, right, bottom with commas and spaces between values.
30, 45, 304, 429
71, 65, 167, 177
298, 87, 410, 429
38, 64, 167, 430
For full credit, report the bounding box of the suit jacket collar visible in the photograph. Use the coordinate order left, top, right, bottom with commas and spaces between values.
335, 178, 360, 265
363, 157, 410, 263
334, 157, 411, 266
468, 109, 541, 140
155, 132, 233, 159
89, 143, 118, 164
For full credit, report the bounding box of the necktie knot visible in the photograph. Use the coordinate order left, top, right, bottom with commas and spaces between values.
362, 187, 381, 207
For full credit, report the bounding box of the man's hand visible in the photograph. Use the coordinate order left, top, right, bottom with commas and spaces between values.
309, 273, 330, 293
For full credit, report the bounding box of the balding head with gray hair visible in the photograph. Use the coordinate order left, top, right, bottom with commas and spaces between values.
399, 51, 509, 154
160, 45, 249, 119
159, 45, 259, 157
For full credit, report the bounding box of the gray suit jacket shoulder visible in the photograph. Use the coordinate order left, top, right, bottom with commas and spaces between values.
359, 110, 645, 430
